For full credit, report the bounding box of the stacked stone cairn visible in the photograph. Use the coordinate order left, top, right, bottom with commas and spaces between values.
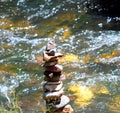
43, 40, 73, 113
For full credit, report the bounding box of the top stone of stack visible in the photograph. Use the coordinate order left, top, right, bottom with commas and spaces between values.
46, 40, 56, 56
46, 40, 56, 50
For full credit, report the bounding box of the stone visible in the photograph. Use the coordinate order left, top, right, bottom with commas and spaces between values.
46, 40, 56, 51
43, 60, 58, 67
44, 71, 61, 76
62, 104, 74, 113
47, 104, 73, 113
43, 51, 63, 62
45, 65, 63, 72
44, 75, 60, 82
43, 88, 63, 100
43, 82, 63, 92
47, 49, 56, 56
43, 51, 57, 62
60, 74, 66, 81
47, 81, 61, 85
44, 74, 65, 82
54, 95, 70, 109
46, 98, 61, 105
54, 53, 64, 57
46, 95, 70, 112
44, 71, 61, 82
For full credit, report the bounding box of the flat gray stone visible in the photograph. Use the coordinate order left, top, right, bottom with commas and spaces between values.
46, 95, 70, 112
46, 40, 56, 51
55, 95, 70, 109
47, 81, 61, 85
43, 88, 63, 99
43, 82, 63, 92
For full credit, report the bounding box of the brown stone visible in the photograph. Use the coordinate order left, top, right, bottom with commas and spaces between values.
44, 71, 62, 82
44, 71, 61, 76
45, 65, 63, 72
43, 51, 64, 62
46, 104, 73, 113
43, 51, 57, 62
54, 52, 64, 57
44, 75, 60, 82
44, 74, 65, 82
47, 81, 61, 85
62, 104, 74, 113
43, 60, 58, 67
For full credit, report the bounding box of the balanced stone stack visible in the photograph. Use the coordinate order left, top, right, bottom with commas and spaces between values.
43, 40, 73, 113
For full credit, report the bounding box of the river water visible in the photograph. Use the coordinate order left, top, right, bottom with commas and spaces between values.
0, 0, 120, 113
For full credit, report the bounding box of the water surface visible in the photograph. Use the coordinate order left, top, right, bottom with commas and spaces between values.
0, 0, 120, 113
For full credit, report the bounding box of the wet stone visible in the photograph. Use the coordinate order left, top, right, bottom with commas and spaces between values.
47, 81, 61, 85
43, 88, 63, 100
43, 51, 57, 62
46, 40, 56, 51
62, 104, 73, 113
54, 95, 70, 110
43, 82, 63, 92
44, 71, 61, 76
46, 49, 56, 56
46, 98, 61, 105
43, 51, 63, 62
44, 74, 65, 82
43, 60, 58, 67
46, 95, 70, 112
45, 65, 63, 72
44, 71, 61, 82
